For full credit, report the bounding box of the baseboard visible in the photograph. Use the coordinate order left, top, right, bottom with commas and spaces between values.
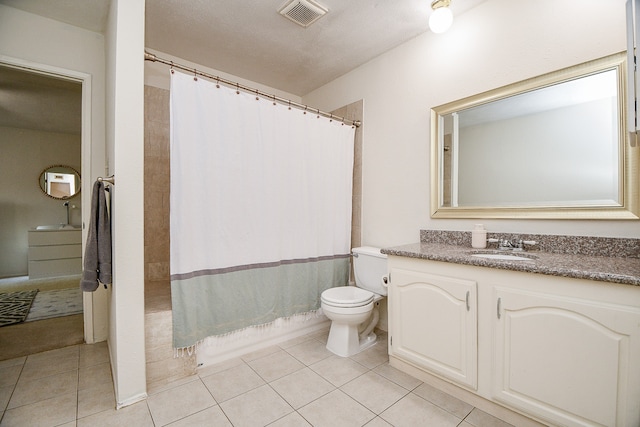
116, 392, 148, 410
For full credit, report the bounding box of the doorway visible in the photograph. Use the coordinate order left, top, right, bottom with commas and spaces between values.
0, 60, 91, 359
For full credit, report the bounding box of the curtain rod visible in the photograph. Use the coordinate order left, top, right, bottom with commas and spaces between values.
144, 52, 361, 128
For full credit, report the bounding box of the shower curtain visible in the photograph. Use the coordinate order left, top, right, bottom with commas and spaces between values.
170, 71, 355, 351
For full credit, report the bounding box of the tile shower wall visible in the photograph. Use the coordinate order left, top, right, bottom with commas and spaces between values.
144, 86, 196, 389
144, 86, 171, 312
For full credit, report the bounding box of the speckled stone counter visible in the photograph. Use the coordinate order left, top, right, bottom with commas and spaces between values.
381, 231, 640, 287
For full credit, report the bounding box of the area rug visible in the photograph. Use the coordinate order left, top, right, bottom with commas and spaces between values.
26, 287, 83, 322
0, 289, 39, 327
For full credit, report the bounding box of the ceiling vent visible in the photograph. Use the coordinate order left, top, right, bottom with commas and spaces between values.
279, 0, 328, 28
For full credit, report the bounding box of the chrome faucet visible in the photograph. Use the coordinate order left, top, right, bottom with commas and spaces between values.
496, 238, 537, 252
63, 201, 70, 226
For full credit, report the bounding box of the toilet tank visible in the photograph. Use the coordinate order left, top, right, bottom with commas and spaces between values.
352, 246, 388, 296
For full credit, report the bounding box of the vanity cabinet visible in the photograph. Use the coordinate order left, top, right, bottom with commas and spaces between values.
28, 229, 82, 279
389, 268, 477, 389
387, 255, 640, 427
493, 287, 640, 427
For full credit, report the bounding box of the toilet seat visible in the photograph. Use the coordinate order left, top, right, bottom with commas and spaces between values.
321, 286, 374, 308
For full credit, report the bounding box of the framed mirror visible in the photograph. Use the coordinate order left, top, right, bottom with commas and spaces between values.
431, 52, 639, 219
38, 165, 81, 199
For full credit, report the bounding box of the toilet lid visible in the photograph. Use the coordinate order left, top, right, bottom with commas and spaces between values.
321, 286, 374, 308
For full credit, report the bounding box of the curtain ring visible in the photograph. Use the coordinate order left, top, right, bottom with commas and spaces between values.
288, 100, 291, 110
216, 77, 220, 88
272, 94, 277, 106
193, 68, 197, 81
329, 113, 333, 123
236, 83, 240, 95
170, 61, 174, 74
255, 89, 259, 101
316, 108, 321, 119
303, 105, 308, 114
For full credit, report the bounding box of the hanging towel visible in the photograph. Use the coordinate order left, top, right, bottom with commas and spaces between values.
80, 181, 112, 292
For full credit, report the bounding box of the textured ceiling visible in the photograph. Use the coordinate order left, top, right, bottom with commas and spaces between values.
0, 0, 486, 134
145, 0, 485, 96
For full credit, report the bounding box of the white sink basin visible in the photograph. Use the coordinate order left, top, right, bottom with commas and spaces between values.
471, 253, 535, 261
35, 224, 78, 230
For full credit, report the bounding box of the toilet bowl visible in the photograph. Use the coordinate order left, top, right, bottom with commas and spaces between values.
321, 246, 388, 357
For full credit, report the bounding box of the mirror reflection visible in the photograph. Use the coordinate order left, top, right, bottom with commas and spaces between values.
38, 165, 81, 199
431, 52, 638, 219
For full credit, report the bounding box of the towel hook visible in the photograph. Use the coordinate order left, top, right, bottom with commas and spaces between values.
97, 175, 115, 185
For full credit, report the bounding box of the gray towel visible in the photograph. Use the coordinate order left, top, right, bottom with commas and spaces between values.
80, 181, 112, 292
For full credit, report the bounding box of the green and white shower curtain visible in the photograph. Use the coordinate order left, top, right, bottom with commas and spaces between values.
170, 71, 355, 351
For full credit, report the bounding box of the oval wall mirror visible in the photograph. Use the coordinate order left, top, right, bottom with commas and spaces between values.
38, 165, 81, 199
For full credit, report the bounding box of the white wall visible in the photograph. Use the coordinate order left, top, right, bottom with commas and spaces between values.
303, 0, 633, 246
0, 127, 81, 277
105, 0, 147, 408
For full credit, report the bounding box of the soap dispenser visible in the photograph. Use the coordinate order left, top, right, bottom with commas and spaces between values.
472, 224, 487, 249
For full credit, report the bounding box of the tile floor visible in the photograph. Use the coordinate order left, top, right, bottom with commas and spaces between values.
0, 330, 515, 426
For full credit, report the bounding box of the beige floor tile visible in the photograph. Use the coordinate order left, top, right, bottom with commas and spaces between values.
278, 333, 317, 350
308, 328, 330, 342
0, 365, 22, 388
0, 357, 25, 370
267, 411, 312, 426
9, 369, 78, 409
20, 354, 78, 382
26, 345, 80, 364
79, 341, 109, 367
147, 373, 200, 396
341, 371, 410, 414
240, 345, 282, 362
464, 408, 516, 427
201, 362, 265, 403
164, 405, 232, 426
270, 367, 335, 409
298, 389, 375, 427
309, 355, 368, 387
350, 342, 389, 369
147, 379, 216, 426
364, 417, 394, 426
248, 350, 305, 382
78, 361, 112, 390
77, 400, 154, 427
380, 393, 462, 427
284, 338, 333, 366
0, 385, 13, 411
77, 379, 116, 419
373, 363, 422, 390
197, 356, 245, 378
219, 384, 293, 427
413, 382, 474, 419
1, 392, 77, 427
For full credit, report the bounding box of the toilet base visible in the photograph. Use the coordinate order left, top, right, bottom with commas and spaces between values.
325, 322, 378, 357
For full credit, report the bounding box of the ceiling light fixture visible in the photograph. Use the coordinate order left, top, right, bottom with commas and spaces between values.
429, 0, 453, 34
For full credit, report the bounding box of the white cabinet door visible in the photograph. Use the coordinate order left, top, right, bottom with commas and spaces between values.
493, 287, 640, 427
389, 268, 477, 389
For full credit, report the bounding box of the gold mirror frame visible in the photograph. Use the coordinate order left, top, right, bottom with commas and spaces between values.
430, 52, 639, 220
38, 165, 81, 200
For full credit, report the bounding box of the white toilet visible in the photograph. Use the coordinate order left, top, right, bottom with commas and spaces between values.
321, 246, 388, 357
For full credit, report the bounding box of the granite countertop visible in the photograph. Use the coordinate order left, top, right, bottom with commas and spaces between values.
381, 242, 640, 287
